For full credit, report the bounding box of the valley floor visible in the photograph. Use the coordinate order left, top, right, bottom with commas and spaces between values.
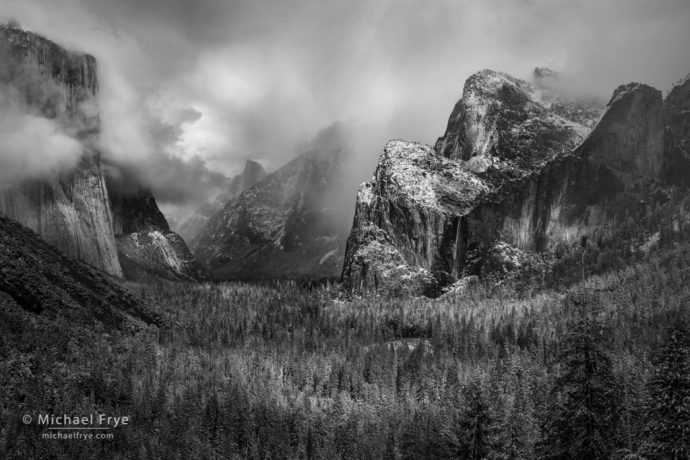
2, 245, 690, 459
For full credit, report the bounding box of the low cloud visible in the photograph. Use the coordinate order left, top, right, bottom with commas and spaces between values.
0, 108, 82, 187
0, 37, 83, 188
1, 0, 689, 217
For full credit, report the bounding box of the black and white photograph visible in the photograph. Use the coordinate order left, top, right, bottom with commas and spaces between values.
1, 0, 689, 458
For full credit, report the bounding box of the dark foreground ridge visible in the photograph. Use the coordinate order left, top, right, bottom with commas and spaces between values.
0, 213, 161, 329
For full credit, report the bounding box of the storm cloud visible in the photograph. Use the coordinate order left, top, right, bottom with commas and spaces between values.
1, 0, 689, 219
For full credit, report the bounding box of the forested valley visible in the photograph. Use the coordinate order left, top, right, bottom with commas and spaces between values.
3, 232, 689, 459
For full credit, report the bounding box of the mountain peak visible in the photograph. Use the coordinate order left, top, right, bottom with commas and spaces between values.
435, 69, 584, 170
533, 67, 561, 87
608, 82, 660, 107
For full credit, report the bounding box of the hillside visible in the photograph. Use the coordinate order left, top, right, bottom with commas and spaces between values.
0, 213, 161, 329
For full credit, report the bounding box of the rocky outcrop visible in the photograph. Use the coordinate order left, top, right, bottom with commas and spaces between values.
0, 24, 122, 276
193, 126, 349, 279
177, 159, 267, 246
109, 183, 207, 282
342, 140, 490, 295
0, 212, 160, 329
343, 69, 678, 295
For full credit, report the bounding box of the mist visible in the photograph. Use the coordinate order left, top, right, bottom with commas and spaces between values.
0, 35, 84, 187
0, 108, 82, 187
1, 0, 689, 220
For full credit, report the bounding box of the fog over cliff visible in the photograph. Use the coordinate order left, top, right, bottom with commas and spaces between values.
1, 0, 689, 220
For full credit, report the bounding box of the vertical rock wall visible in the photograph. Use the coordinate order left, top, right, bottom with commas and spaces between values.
0, 24, 122, 276
342, 70, 680, 295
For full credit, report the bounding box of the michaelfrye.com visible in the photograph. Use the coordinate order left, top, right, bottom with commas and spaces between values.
21, 413, 130, 441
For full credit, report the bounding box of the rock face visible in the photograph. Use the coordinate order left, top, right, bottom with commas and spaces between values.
342, 140, 491, 295
193, 126, 349, 279
0, 24, 122, 276
664, 75, 690, 187
0, 213, 160, 329
0, 25, 203, 283
177, 159, 268, 247
109, 184, 207, 282
343, 69, 683, 295
435, 70, 590, 171
582, 83, 664, 184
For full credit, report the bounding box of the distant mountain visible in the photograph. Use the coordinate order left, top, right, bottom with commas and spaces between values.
342, 68, 688, 295
193, 125, 350, 280
177, 159, 267, 247
0, 24, 204, 283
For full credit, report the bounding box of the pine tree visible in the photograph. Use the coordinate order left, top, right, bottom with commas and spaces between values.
444, 380, 492, 459
490, 366, 537, 459
540, 294, 621, 459
643, 318, 690, 460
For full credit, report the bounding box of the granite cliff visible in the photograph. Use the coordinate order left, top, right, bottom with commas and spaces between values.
0, 24, 203, 282
0, 23, 121, 276
343, 69, 686, 295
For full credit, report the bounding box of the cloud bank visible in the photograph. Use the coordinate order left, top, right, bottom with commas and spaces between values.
1, 0, 689, 218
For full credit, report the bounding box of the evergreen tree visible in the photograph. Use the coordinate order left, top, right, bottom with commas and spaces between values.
490, 367, 537, 459
643, 317, 690, 460
444, 380, 492, 459
540, 294, 621, 459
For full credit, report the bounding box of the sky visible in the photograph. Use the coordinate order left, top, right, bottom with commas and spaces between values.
1, 0, 690, 220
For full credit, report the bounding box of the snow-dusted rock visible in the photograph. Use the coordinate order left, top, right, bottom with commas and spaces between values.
116, 229, 206, 282
342, 140, 490, 295
343, 68, 681, 296
109, 185, 206, 281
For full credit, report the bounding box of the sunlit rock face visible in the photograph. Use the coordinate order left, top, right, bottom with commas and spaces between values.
177, 159, 268, 248
193, 126, 350, 280
109, 185, 207, 282
0, 24, 122, 276
341, 140, 490, 295
343, 68, 680, 296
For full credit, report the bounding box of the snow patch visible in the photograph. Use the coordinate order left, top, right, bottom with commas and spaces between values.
319, 249, 337, 265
